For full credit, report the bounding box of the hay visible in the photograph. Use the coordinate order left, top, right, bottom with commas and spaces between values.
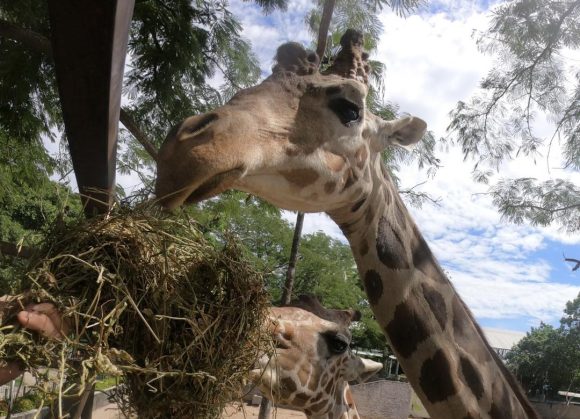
0, 206, 271, 418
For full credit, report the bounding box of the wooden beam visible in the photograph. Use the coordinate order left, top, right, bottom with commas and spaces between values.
47, 0, 134, 217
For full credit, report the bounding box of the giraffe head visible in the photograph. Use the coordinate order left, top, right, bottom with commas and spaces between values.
155, 30, 426, 214
253, 295, 382, 417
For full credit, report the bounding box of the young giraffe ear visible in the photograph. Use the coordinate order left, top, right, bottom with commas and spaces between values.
345, 357, 383, 383
377, 116, 427, 151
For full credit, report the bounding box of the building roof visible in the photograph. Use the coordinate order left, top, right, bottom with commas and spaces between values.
482, 327, 526, 350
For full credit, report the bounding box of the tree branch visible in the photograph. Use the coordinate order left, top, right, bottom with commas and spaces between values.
480, 0, 580, 143
0, 18, 51, 56
119, 109, 158, 162
0, 19, 159, 161
503, 202, 580, 213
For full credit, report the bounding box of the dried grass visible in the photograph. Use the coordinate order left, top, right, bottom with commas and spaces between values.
0, 206, 271, 418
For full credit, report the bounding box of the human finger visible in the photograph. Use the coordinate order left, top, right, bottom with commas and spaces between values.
17, 310, 63, 340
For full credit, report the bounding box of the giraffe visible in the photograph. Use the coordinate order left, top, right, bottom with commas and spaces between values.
155, 30, 539, 419
253, 295, 383, 419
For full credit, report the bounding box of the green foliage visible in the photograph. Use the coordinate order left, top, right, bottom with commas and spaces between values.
0, 1, 61, 145
244, 0, 288, 14
95, 375, 120, 391
448, 0, 580, 231
126, 0, 262, 144
0, 131, 82, 294
506, 292, 580, 399
490, 178, 580, 232
0, 133, 82, 246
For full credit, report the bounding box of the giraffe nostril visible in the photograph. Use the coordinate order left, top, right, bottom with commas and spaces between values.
180, 113, 218, 140
274, 332, 292, 349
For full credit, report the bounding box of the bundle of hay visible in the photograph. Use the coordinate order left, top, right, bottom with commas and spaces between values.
0, 207, 271, 418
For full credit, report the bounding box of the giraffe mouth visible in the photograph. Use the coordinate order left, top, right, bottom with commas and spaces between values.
157, 167, 245, 209
184, 167, 245, 205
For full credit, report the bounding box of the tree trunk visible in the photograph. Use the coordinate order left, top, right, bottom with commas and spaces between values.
280, 211, 304, 305
316, 0, 337, 61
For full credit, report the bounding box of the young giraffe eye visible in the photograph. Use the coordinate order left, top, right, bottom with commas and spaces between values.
328, 98, 360, 126
324, 333, 350, 355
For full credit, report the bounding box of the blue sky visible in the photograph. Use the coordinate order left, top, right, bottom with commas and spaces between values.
225, 0, 580, 333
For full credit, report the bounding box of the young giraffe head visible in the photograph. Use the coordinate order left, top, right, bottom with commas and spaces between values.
157, 29, 539, 419
155, 29, 426, 212
254, 295, 382, 419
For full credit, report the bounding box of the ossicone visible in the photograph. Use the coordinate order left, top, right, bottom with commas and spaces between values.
272, 42, 319, 75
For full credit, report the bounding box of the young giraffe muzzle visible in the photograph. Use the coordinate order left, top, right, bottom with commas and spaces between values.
156, 30, 539, 419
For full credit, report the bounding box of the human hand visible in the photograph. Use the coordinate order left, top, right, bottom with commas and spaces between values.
0, 302, 66, 385
16, 302, 67, 340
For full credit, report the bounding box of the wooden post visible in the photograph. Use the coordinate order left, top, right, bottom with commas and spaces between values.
46, 1, 135, 416
47, 0, 134, 217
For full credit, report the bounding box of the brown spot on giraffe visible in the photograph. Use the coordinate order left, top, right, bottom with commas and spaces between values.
452, 296, 492, 364
285, 147, 301, 157
412, 226, 445, 281
311, 398, 330, 413
384, 187, 392, 205
280, 168, 320, 187
292, 392, 310, 407
394, 199, 407, 231
386, 299, 430, 358
325, 152, 346, 172
354, 145, 368, 169
364, 270, 383, 306
351, 196, 366, 212
281, 377, 298, 394
324, 181, 336, 194
376, 215, 409, 270
324, 377, 335, 394
419, 349, 458, 403
460, 355, 484, 400
342, 168, 357, 190
359, 239, 369, 257
421, 283, 447, 331
489, 380, 514, 419
364, 205, 375, 223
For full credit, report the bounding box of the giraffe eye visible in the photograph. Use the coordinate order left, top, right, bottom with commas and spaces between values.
324, 333, 349, 355
328, 98, 360, 126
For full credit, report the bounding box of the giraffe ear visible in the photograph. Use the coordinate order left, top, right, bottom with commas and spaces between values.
377, 116, 427, 151
345, 357, 383, 383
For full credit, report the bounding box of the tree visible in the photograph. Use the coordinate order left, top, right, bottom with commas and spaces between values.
448, 0, 580, 233
506, 292, 580, 399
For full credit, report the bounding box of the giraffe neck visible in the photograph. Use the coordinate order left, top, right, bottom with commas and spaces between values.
307, 383, 361, 419
327, 157, 538, 419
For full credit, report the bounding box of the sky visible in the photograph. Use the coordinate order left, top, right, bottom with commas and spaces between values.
223, 0, 580, 332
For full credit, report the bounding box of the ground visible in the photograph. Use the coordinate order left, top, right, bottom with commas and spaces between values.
92, 403, 306, 418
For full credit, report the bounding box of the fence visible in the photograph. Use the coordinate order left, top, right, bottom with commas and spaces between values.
0, 376, 30, 410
